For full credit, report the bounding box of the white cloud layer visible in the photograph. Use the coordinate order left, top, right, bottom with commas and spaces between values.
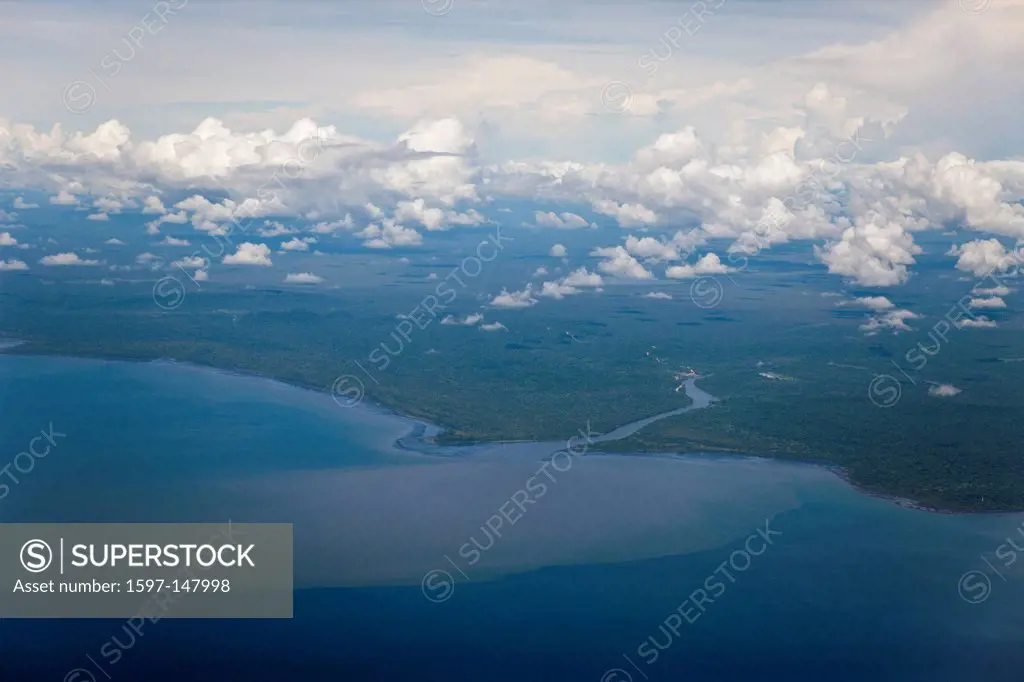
1, 0, 1023, 290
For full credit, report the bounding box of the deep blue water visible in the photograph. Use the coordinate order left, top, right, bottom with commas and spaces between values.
1, 354, 1023, 681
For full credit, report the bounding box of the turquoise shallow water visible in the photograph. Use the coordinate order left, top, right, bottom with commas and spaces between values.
1, 354, 1022, 681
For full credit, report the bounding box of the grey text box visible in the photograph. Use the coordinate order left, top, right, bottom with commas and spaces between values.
0, 523, 292, 618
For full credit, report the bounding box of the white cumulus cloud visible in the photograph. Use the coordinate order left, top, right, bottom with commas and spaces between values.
968, 296, 1007, 309
591, 246, 655, 280
949, 239, 1020, 277
666, 253, 733, 279
533, 211, 594, 230
491, 286, 538, 309
441, 313, 484, 326
928, 384, 961, 398
40, 252, 100, 266
284, 272, 323, 284
841, 296, 895, 310
223, 242, 273, 266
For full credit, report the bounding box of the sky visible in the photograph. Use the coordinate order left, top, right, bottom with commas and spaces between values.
1, 0, 1023, 312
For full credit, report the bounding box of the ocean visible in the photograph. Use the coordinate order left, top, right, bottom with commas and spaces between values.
1, 354, 1022, 681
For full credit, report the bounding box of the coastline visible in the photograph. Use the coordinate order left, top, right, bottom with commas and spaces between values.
0, 347, 1010, 516
828, 468, 957, 515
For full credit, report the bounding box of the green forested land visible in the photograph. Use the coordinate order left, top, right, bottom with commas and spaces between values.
3, 280, 1023, 512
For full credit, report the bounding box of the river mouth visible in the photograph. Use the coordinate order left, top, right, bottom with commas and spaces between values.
396, 376, 718, 457
590, 376, 718, 443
